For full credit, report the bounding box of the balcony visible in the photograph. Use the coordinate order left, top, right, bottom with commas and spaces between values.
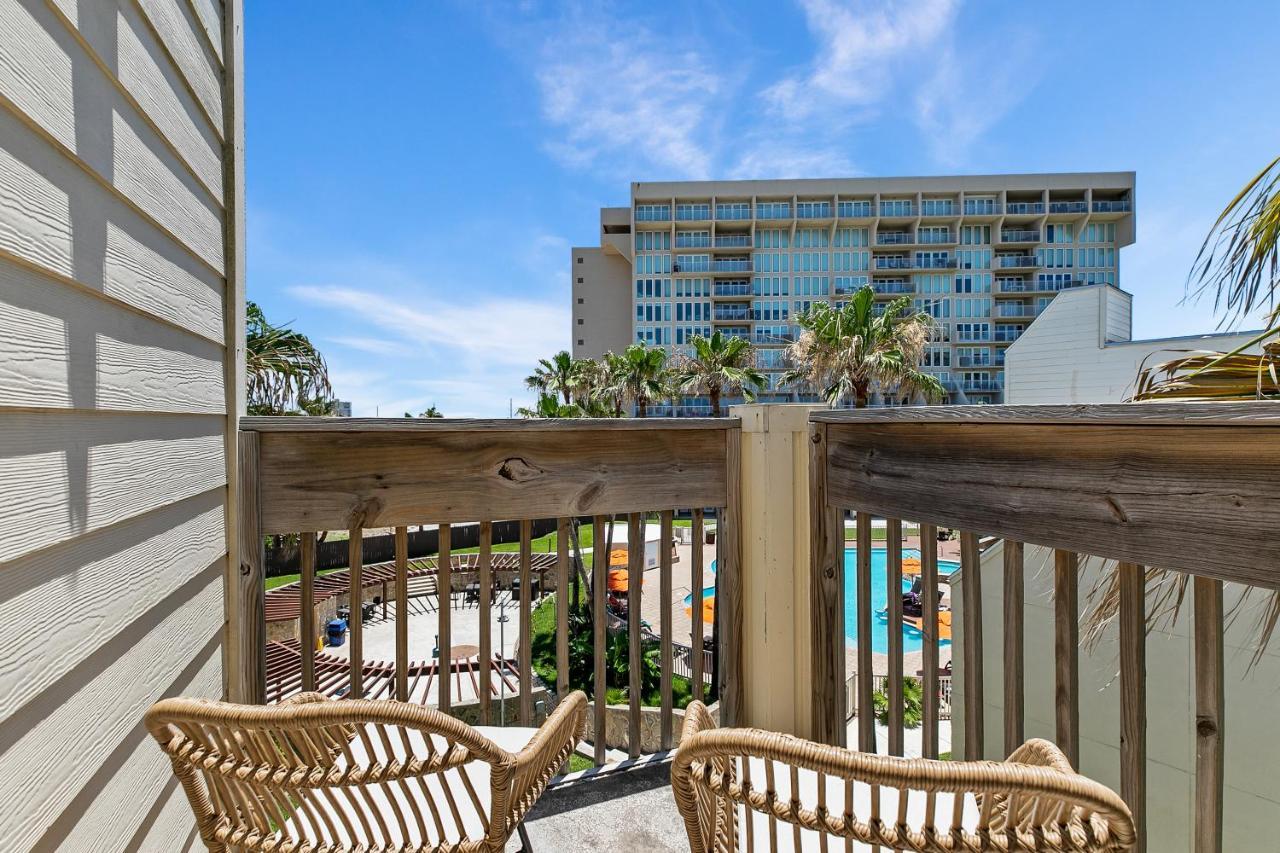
915, 256, 957, 270
674, 205, 711, 221
955, 355, 994, 368
715, 205, 751, 221
712, 234, 751, 248
837, 201, 873, 218
962, 201, 1002, 215
999, 229, 1040, 243
1049, 201, 1088, 214
712, 305, 751, 322
1004, 202, 1045, 215
871, 281, 914, 295
917, 230, 954, 244
875, 232, 914, 245
958, 378, 1002, 392
994, 327, 1023, 342
675, 235, 710, 248
796, 203, 832, 219
920, 203, 957, 217
995, 279, 1032, 293
635, 207, 671, 222
1093, 199, 1132, 213
996, 304, 1038, 320
712, 281, 752, 297
873, 256, 912, 270
193, 401, 1280, 852
996, 255, 1038, 269
711, 258, 751, 273
878, 202, 916, 218
756, 204, 791, 220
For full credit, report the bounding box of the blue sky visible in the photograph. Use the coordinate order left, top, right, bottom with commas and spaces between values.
245, 1, 1280, 417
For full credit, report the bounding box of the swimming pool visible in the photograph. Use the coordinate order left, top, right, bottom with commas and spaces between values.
845, 548, 958, 653
683, 550, 957, 654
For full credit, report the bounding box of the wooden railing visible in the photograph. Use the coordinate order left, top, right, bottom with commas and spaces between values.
808, 403, 1280, 853
231, 417, 742, 764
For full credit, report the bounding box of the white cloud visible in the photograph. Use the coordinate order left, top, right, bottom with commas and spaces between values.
763, 0, 958, 120
496, 4, 726, 179
912, 31, 1041, 166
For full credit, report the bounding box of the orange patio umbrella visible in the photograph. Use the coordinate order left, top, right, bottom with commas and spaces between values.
607, 568, 630, 592
608, 548, 630, 567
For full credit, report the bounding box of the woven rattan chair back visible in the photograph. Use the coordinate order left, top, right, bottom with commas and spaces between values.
146, 691, 587, 852
671, 702, 1136, 853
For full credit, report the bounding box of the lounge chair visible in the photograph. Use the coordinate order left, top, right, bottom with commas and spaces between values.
671, 702, 1135, 852
146, 690, 588, 851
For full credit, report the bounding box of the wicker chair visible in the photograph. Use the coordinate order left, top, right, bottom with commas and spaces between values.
671, 702, 1136, 852
145, 690, 588, 852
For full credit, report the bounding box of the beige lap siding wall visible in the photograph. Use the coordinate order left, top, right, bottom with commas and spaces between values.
0, 0, 243, 849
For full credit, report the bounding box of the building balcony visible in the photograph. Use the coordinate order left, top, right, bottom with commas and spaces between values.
1049, 201, 1088, 214
917, 230, 955, 244
962, 202, 1002, 216
711, 259, 752, 273
1092, 199, 1132, 213
712, 306, 751, 322
712, 234, 751, 248
674, 236, 711, 249
994, 328, 1023, 342
878, 203, 916, 218
674, 206, 711, 221
995, 255, 1039, 269
875, 232, 914, 245
673, 261, 709, 273
1004, 202, 1045, 215
874, 257, 912, 270
871, 282, 914, 295
999, 230, 1041, 243
837, 202, 874, 218
796, 203, 832, 219
956, 356, 994, 368
960, 378, 1003, 392
634, 208, 671, 222
920, 204, 957, 217
715, 206, 751, 221
995, 304, 1038, 320
712, 282, 752, 297
915, 256, 957, 270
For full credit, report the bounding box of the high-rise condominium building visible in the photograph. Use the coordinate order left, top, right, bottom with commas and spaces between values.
571, 173, 1134, 411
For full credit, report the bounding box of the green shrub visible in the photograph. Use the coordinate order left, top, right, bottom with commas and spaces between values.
871, 676, 924, 729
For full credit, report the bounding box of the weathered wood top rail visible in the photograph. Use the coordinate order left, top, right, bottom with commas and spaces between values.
240, 417, 741, 532
810, 402, 1280, 588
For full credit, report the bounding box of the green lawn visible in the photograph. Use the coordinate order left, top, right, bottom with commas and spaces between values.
265, 567, 345, 590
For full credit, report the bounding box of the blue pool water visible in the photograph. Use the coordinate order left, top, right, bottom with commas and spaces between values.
845, 549, 958, 652
682, 550, 957, 654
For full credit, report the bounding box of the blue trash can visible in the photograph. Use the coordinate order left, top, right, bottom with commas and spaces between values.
326, 618, 348, 647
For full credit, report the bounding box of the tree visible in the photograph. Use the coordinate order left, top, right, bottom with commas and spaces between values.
782, 286, 945, 408
516, 392, 584, 419
671, 331, 766, 416
606, 343, 669, 417
1131, 155, 1280, 401
525, 351, 582, 406
246, 301, 334, 415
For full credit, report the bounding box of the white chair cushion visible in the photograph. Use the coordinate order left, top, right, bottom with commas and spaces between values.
282, 724, 539, 848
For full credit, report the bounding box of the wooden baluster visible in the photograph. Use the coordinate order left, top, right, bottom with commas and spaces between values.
920, 523, 939, 760
1194, 576, 1224, 853
395, 527, 408, 702
1054, 549, 1079, 767
300, 532, 317, 693
592, 515, 607, 766
233, 431, 265, 705
719, 426, 742, 726
627, 512, 643, 758
808, 421, 845, 747
1119, 562, 1146, 853
348, 527, 364, 699
477, 522, 492, 724
438, 523, 452, 714
886, 518, 904, 756
1003, 540, 1025, 755
856, 512, 874, 753
556, 519, 570, 701
519, 519, 533, 725
960, 531, 982, 760
659, 511, 674, 751
691, 509, 705, 701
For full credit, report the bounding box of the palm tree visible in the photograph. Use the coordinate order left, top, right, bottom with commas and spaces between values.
607, 343, 669, 417
1131, 155, 1280, 401
782, 286, 945, 408
420, 405, 444, 418
516, 392, 584, 418
246, 301, 333, 415
525, 351, 582, 406
672, 331, 766, 416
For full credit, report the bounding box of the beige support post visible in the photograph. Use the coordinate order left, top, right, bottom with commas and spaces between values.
731, 403, 826, 738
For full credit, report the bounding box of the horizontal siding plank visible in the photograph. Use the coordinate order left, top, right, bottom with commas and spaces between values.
810, 400, 1280, 426
0, 0, 225, 270
0, 491, 225, 719
47, 0, 224, 199
0, 412, 226, 563
32, 638, 221, 851
823, 421, 1280, 588
134, 0, 222, 133
0, 568, 222, 850
184, 0, 224, 65
0, 108, 224, 341
0, 258, 224, 413
257, 427, 730, 531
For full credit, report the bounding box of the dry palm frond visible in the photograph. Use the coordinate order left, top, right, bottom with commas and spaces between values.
1130, 339, 1280, 401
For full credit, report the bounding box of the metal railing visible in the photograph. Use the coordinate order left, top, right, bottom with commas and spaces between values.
1092, 200, 1132, 213
1049, 201, 1088, 214
713, 234, 751, 248
713, 282, 752, 297
1005, 202, 1045, 215
996, 255, 1038, 268
712, 259, 752, 272
1000, 230, 1041, 243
